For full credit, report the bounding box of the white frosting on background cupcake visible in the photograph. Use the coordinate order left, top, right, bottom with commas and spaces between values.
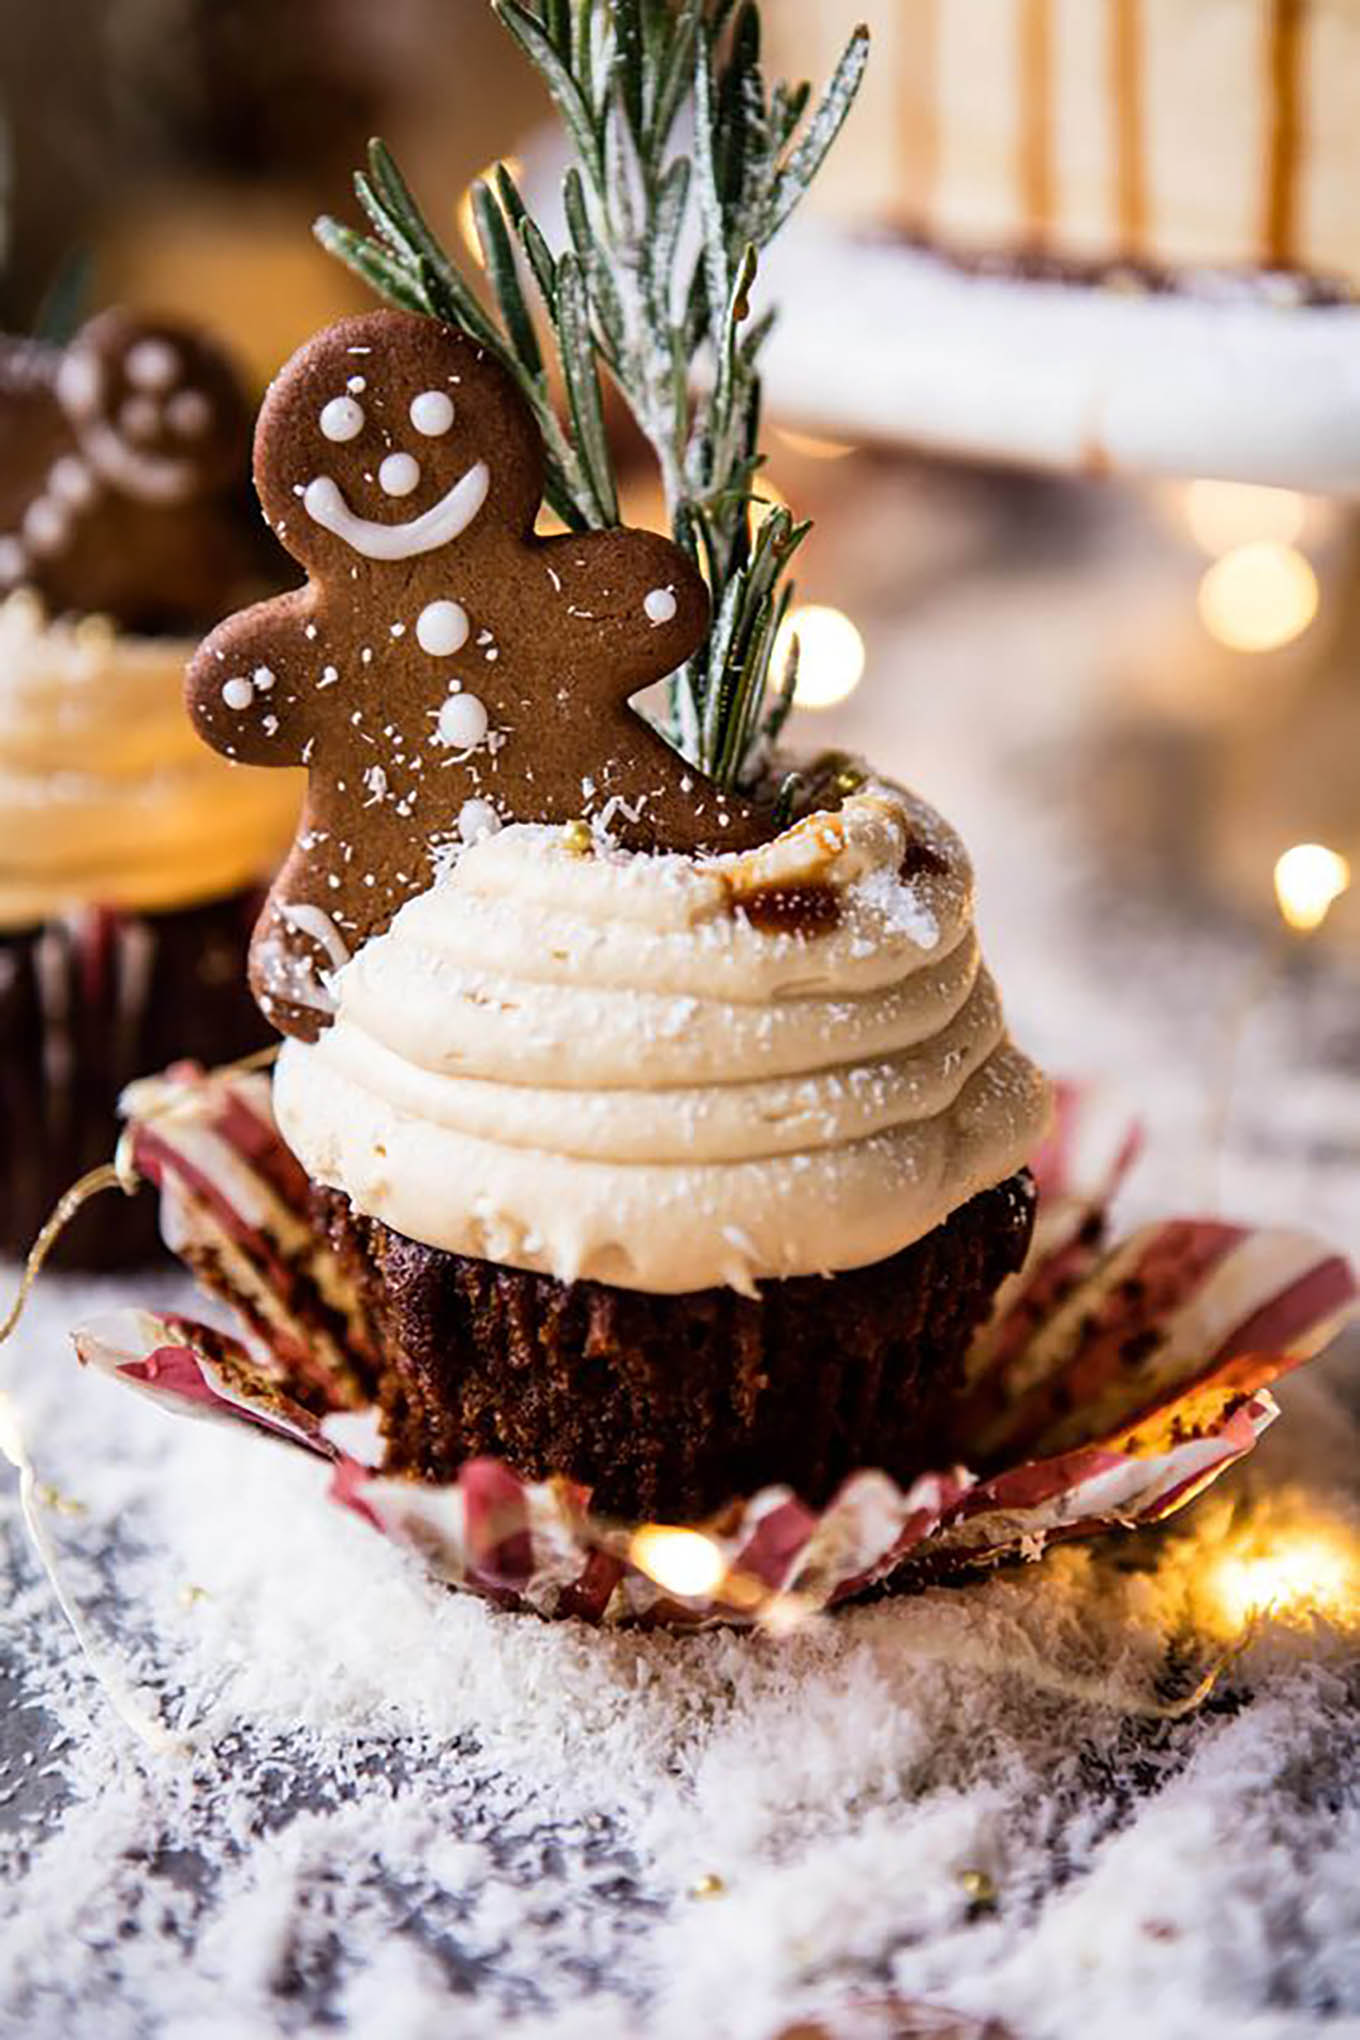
0, 591, 301, 927
275, 788, 1051, 1295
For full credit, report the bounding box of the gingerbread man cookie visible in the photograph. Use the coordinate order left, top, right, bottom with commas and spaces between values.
0, 308, 267, 630
186, 310, 771, 1039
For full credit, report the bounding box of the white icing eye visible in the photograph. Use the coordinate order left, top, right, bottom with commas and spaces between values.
410, 390, 455, 436
167, 389, 211, 438
320, 396, 365, 443
56, 349, 101, 421
436, 691, 489, 750
49, 456, 97, 508
22, 499, 68, 556
644, 586, 678, 624
458, 797, 501, 843
126, 338, 180, 390
120, 396, 160, 442
379, 452, 421, 497
415, 599, 470, 656
222, 677, 255, 710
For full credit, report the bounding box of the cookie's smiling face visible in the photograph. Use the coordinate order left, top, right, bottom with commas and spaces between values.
57, 310, 247, 504
256, 317, 542, 577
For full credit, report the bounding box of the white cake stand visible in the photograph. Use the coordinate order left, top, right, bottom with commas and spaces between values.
760, 226, 1360, 494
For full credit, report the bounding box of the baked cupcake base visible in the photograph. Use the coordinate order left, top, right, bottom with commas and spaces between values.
0, 891, 274, 1269
314, 1171, 1037, 1520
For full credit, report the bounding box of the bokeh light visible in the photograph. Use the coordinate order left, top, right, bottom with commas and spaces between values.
775, 604, 866, 710
1209, 1527, 1359, 1628
1273, 843, 1352, 933
1197, 540, 1319, 653
629, 1525, 726, 1598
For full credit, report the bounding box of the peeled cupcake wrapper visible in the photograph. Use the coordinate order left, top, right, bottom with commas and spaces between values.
72, 1065, 1357, 1629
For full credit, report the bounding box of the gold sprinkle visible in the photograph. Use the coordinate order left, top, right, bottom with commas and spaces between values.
178, 1584, 209, 1608
35, 1483, 86, 1518
687, 1872, 725, 1900
561, 819, 593, 855
960, 1868, 997, 1909
833, 767, 865, 796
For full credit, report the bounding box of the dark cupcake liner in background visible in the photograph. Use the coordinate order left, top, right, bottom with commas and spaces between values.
0, 892, 273, 1270
314, 1172, 1037, 1521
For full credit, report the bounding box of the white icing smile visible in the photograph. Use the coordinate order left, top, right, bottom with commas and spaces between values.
78, 419, 199, 506
303, 461, 490, 561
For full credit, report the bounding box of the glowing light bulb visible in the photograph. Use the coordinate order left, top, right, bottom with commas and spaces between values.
776, 426, 856, 461
1273, 843, 1351, 933
629, 1525, 727, 1598
1197, 540, 1319, 653
775, 604, 866, 710
1209, 1528, 1359, 1628
457, 158, 523, 264
1184, 479, 1307, 555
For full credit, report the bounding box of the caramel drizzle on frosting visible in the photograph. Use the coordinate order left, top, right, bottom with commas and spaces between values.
1265, 0, 1305, 268
1111, 0, 1147, 258
1020, 0, 1055, 245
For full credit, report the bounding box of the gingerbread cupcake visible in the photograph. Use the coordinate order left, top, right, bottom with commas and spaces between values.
0, 310, 299, 1266
184, 306, 1049, 1520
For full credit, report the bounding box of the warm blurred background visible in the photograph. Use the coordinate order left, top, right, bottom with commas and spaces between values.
0, 0, 545, 375
0, 0, 1356, 1238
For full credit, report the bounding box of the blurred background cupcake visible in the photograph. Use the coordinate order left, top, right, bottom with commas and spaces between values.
0, 307, 300, 1266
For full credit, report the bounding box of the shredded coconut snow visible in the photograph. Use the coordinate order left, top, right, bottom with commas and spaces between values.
1, 1262, 1356, 2038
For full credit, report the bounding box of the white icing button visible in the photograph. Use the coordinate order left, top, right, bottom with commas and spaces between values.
222, 677, 254, 710
48, 456, 96, 508
644, 586, 678, 624
320, 396, 364, 443
125, 338, 180, 390
120, 395, 160, 442
379, 452, 421, 497
436, 692, 489, 750
167, 389, 211, 438
415, 599, 469, 656
458, 797, 501, 843
22, 499, 68, 555
410, 390, 455, 436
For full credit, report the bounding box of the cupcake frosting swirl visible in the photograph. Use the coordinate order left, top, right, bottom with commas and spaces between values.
275, 785, 1051, 1295
0, 591, 301, 928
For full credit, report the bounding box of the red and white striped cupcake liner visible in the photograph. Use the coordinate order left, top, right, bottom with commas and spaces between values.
70, 1065, 1356, 1629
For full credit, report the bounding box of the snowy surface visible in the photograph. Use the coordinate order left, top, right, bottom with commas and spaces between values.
2, 468, 1358, 2038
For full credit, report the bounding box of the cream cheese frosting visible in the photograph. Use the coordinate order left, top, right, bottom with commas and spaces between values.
0, 590, 301, 928
274, 786, 1052, 1296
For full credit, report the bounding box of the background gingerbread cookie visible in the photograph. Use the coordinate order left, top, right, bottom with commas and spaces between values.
0, 308, 270, 629
187, 309, 771, 1037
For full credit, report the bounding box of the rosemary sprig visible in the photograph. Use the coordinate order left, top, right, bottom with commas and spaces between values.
316, 0, 868, 791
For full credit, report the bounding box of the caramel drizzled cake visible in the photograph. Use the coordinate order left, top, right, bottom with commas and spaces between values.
766, 0, 1360, 294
